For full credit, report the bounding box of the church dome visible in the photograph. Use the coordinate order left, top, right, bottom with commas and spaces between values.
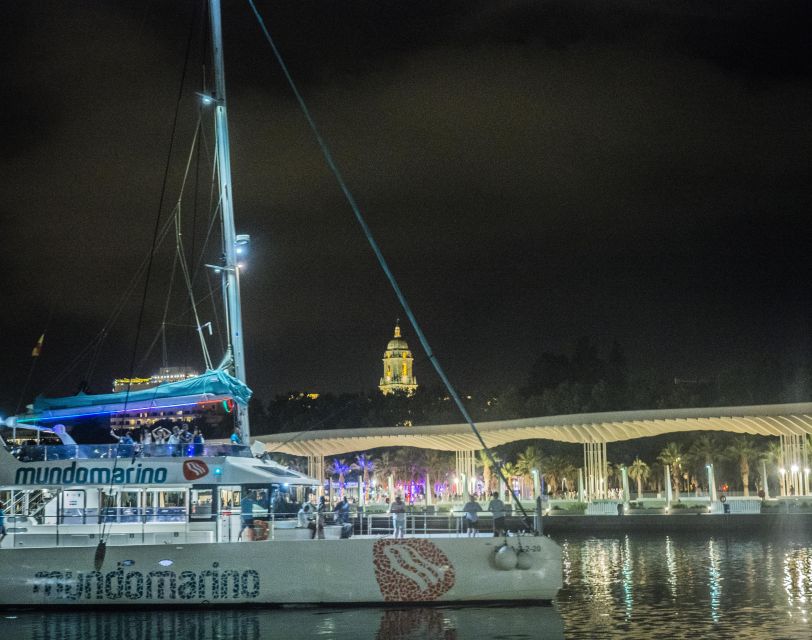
387, 337, 409, 351
385, 323, 409, 351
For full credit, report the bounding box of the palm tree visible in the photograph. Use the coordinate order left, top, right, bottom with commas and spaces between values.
657, 442, 684, 500
501, 462, 521, 501
327, 458, 351, 498
607, 462, 622, 493
394, 448, 426, 486
353, 454, 376, 503
516, 446, 544, 497
687, 434, 718, 495
477, 450, 501, 496
764, 439, 784, 495
628, 457, 650, 499
424, 450, 453, 498
376, 451, 398, 487
562, 458, 579, 496
726, 435, 762, 497
650, 461, 664, 495
543, 456, 565, 497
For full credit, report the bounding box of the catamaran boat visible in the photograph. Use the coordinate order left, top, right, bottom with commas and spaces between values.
0, 0, 562, 607
0, 373, 561, 607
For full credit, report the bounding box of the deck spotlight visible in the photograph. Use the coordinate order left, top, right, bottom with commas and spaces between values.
779, 468, 786, 475
791, 465, 799, 474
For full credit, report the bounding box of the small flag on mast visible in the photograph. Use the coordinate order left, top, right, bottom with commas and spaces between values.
31, 333, 45, 358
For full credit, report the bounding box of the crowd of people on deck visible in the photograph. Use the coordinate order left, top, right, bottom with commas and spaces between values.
108, 423, 234, 457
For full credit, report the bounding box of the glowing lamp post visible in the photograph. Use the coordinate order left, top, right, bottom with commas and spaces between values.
706, 464, 717, 503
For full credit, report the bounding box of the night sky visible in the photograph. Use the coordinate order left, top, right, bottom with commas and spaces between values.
1, 1, 811, 413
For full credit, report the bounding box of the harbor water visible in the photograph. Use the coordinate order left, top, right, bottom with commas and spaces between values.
2, 530, 810, 639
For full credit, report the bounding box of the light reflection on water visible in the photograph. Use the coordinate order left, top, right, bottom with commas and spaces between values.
557, 531, 812, 639
1, 532, 810, 639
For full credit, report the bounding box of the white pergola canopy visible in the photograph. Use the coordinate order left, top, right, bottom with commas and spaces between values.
256, 402, 812, 457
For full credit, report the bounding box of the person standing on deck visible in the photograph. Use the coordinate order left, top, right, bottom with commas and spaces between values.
298, 503, 313, 529
315, 496, 327, 539
389, 495, 406, 539
192, 427, 204, 456
167, 426, 181, 456
488, 492, 506, 537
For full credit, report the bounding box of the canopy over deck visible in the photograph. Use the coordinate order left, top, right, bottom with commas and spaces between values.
256, 402, 812, 457
9, 369, 252, 425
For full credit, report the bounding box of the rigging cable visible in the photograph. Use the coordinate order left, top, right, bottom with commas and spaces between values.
246, 0, 535, 531
95, 0, 201, 562
173, 119, 214, 370
121, 0, 200, 410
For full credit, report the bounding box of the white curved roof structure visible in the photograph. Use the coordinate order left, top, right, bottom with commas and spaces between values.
256, 402, 812, 457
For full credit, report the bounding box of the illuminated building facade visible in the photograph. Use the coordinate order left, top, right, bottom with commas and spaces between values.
379, 322, 418, 396
110, 367, 228, 430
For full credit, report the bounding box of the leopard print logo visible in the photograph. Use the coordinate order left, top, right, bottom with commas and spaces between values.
372, 539, 456, 601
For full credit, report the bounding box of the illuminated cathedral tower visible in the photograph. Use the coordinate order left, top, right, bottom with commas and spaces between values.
379, 322, 418, 396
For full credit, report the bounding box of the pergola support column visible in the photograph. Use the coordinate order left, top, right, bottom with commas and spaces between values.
583, 442, 608, 501
307, 455, 325, 497
761, 460, 770, 500
454, 450, 476, 498
780, 434, 809, 497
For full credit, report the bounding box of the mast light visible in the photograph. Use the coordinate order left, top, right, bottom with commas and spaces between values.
196, 91, 222, 107
235, 234, 250, 255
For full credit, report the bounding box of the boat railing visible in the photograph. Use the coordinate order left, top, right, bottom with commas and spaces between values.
10, 442, 252, 462
362, 511, 541, 537
7, 489, 48, 521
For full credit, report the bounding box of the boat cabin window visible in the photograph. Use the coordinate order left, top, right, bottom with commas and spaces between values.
269, 483, 310, 514
120, 491, 139, 508
190, 489, 213, 519
145, 489, 186, 508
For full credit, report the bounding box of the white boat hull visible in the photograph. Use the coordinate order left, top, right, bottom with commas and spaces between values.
0, 535, 562, 607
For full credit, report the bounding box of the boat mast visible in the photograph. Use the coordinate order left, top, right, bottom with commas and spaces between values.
209, 0, 250, 441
